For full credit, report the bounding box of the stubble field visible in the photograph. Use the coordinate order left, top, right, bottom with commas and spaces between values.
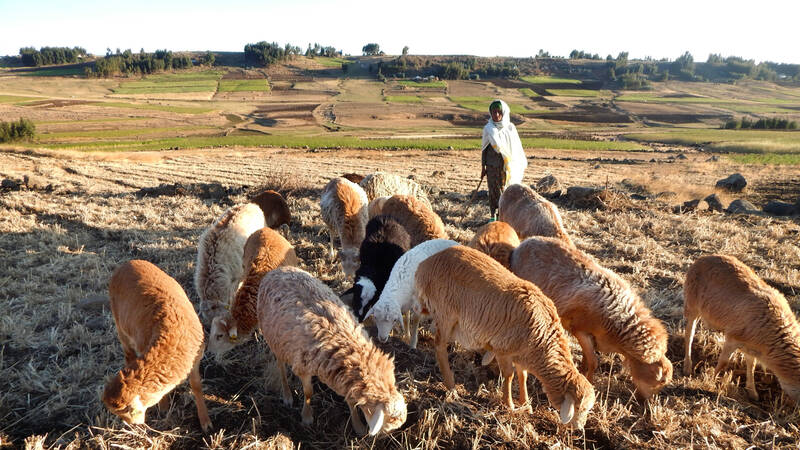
1, 144, 799, 449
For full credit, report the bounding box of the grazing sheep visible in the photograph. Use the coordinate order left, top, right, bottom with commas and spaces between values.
467, 221, 520, 268
341, 215, 411, 322
510, 237, 672, 400
341, 173, 365, 184
208, 227, 298, 360
364, 239, 459, 349
415, 246, 595, 428
498, 183, 574, 247
194, 203, 265, 322
103, 260, 212, 432
320, 177, 369, 276
257, 267, 407, 435
368, 196, 390, 219
684, 254, 800, 403
249, 189, 291, 229
381, 195, 447, 247
359, 172, 431, 208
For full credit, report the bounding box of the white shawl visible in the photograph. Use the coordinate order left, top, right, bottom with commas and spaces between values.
481, 99, 527, 185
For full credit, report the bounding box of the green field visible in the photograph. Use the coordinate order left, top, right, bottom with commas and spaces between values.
616, 94, 733, 104
218, 79, 269, 92
518, 88, 540, 98
521, 76, 582, 85
0, 95, 42, 103
398, 80, 447, 88
384, 95, 423, 103
17, 67, 86, 77
624, 129, 800, 157
315, 57, 348, 68
89, 101, 214, 114
547, 89, 605, 97
112, 70, 223, 94
37, 126, 216, 141
449, 96, 541, 115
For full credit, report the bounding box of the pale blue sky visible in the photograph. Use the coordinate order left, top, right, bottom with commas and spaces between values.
2, 0, 799, 63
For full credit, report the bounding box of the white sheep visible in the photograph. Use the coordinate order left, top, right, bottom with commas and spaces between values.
320, 177, 369, 277
207, 227, 297, 360
364, 239, 459, 349
415, 246, 596, 429
510, 237, 673, 400
194, 202, 265, 322
359, 171, 431, 208
499, 183, 574, 247
103, 260, 212, 432
257, 267, 407, 435
684, 254, 800, 403
380, 195, 448, 247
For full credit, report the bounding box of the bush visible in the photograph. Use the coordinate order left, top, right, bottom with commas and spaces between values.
0, 118, 36, 142
722, 117, 799, 130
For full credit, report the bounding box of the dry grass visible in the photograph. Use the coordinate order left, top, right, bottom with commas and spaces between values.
1, 147, 799, 449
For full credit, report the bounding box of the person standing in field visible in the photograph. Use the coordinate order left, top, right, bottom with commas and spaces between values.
481, 99, 527, 221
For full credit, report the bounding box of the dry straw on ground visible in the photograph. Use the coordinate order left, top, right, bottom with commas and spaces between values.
1, 147, 799, 449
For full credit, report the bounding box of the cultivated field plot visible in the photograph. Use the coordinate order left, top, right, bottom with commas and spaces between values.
1, 147, 799, 449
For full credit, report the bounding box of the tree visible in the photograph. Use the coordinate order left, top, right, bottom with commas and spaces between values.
402, 46, 409, 56
362, 43, 381, 56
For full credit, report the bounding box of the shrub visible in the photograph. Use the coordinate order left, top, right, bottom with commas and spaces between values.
0, 118, 36, 142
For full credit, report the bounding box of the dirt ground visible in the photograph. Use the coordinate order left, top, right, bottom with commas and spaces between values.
1, 146, 799, 449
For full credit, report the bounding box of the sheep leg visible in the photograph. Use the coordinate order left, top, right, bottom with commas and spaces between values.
744, 354, 759, 401
683, 315, 699, 376
327, 228, 337, 259
188, 357, 212, 432
516, 364, 529, 407
575, 331, 598, 382
409, 313, 421, 350
434, 323, 456, 390
496, 355, 515, 409
158, 392, 171, 412
346, 400, 367, 435
299, 372, 314, 425
276, 359, 293, 407
714, 337, 739, 375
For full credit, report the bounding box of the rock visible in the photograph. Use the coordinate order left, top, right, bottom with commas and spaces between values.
471, 189, 488, 200
24, 174, 52, 191
77, 294, 109, 311
727, 199, 758, 214
703, 193, 724, 212
84, 317, 107, 331
431, 170, 445, 177
706, 155, 720, 162
676, 153, 688, 160
673, 199, 701, 214
407, 174, 417, 180
1, 178, 21, 190
535, 174, 561, 195
716, 173, 747, 192
763, 201, 797, 216
630, 193, 648, 200
654, 191, 677, 200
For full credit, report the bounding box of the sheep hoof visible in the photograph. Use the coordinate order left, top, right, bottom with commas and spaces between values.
747, 389, 759, 402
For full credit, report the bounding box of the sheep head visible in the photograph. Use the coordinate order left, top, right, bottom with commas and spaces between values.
340, 247, 360, 277
102, 372, 147, 425
629, 355, 673, 401
350, 351, 407, 435
208, 315, 239, 360
554, 374, 595, 430
367, 300, 403, 343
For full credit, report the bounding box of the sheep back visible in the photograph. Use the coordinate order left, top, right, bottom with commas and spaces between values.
382, 195, 447, 247
468, 221, 520, 268
498, 183, 573, 246
359, 172, 431, 208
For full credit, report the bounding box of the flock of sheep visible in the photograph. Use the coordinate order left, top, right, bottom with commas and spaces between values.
101, 171, 800, 437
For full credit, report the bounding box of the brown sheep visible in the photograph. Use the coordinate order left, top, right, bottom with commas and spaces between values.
208, 227, 298, 360
341, 173, 365, 184
467, 221, 520, 268
684, 254, 800, 403
249, 189, 291, 229
320, 177, 369, 276
498, 183, 574, 247
510, 237, 672, 400
367, 196, 390, 219
257, 267, 407, 435
381, 194, 447, 247
415, 246, 595, 429
103, 260, 212, 432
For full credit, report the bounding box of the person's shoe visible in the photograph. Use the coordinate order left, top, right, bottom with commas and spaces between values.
488, 216, 497, 223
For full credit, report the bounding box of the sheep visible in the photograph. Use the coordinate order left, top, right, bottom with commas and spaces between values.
509, 237, 672, 400
341, 215, 411, 322
415, 246, 595, 428
257, 266, 407, 435
359, 172, 431, 209
248, 189, 291, 229
320, 177, 369, 277
207, 227, 298, 360
103, 260, 212, 432
194, 203, 265, 322
498, 183, 574, 247
380, 195, 447, 247
467, 221, 520, 269
364, 239, 460, 349
683, 254, 800, 403
341, 173, 365, 184
367, 196, 390, 219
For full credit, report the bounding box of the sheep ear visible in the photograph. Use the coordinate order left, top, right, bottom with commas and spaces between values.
656, 367, 663, 381
560, 394, 575, 425
340, 288, 355, 308
366, 404, 385, 436
229, 327, 238, 341
481, 351, 495, 366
